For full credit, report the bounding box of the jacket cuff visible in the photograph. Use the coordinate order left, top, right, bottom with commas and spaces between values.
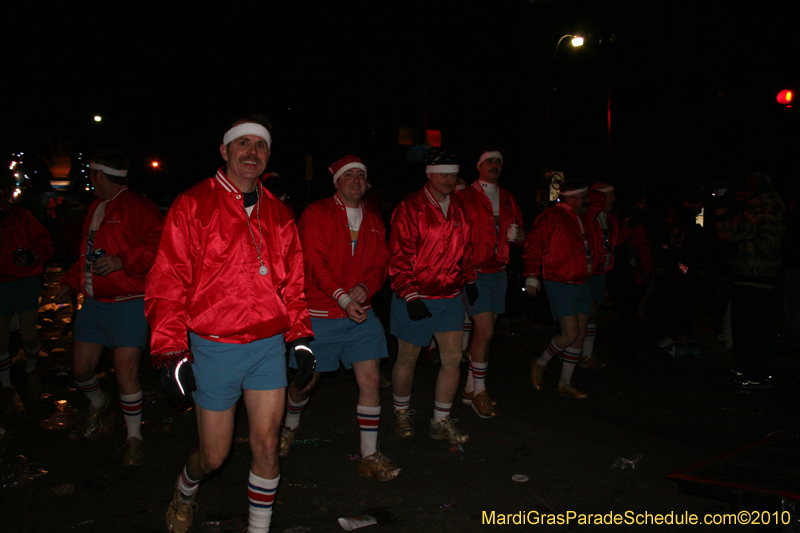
151, 349, 193, 369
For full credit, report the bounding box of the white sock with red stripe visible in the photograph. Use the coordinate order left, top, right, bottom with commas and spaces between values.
75, 374, 105, 408
0, 352, 11, 388
559, 347, 581, 387
176, 467, 203, 499
357, 404, 381, 457
537, 337, 564, 367
582, 323, 597, 356
431, 401, 452, 424
24, 342, 41, 372
120, 390, 143, 440
465, 354, 474, 394
393, 394, 411, 412
471, 361, 488, 395
248, 472, 279, 533
283, 396, 309, 430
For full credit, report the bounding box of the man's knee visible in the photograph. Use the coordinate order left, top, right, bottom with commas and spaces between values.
439, 351, 461, 367
198, 445, 230, 473
396, 346, 421, 366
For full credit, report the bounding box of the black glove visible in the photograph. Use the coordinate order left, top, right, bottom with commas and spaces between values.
289, 337, 316, 386
13, 248, 36, 267
160, 356, 196, 401
465, 283, 479, 306
406, 299, 432, 321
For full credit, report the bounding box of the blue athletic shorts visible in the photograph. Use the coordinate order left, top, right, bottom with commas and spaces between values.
586, 273, 607, 305
74, 297, 149, 348
544, 280, 593, 320
289, 309, 388, 372
465, 271, 507, 317
0, 276, 41, 316
190, 332, 287, 411
390, 293, 465, 347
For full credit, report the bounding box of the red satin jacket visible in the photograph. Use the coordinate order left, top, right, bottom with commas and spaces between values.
458, 180, 524, 273
389, 184, 477, 301
523, 191, 606, 284
0, 204, 53, 282
145, 169, 313, 363
61, 187, 162, 302
297, 193, 389, 319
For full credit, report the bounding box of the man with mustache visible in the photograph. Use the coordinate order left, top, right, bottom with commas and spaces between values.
146, 114, 315, 533
279, 155, 400, 481
389, 148, 477, 445
524, 179, 606, 399
457, 149, 524, 418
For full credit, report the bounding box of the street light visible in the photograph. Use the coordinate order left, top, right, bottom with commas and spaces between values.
545, 34, 585, 183
553, 34, 584, 63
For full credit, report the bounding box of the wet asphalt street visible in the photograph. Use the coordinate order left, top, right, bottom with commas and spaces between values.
2, 265, 799, 532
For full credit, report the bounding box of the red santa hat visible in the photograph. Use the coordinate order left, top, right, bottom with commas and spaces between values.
329, 155, 367, 183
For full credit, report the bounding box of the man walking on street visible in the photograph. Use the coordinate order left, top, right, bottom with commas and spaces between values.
389, 149, 477, 445
279, 155, 400, 481
54, 149, 162, 464
457, 149, 524, 418
145, 115, 316, 533
524, 179, 605, 399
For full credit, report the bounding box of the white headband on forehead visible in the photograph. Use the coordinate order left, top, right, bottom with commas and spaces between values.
223, 123, 272, 148
560, 187, 588, 197
477, 151, 503, 169
90, 162, 128, 178
594, 185, 614, 193
426, 164, 459, 174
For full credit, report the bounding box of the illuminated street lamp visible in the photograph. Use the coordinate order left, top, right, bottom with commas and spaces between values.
545, 34, 585, 177
554, 34, 584, 63
94, 115, 102, 122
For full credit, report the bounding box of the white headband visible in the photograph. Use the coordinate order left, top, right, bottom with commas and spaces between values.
90, 162, 128, 178
223, 123, 272, 148
561, 187, 588, 197
594, 185, 614, 193
332, 162, 367, 183
477, 151, 503, 168
426, 164, 459, 174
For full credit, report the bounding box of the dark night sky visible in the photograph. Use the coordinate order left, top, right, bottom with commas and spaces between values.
5, 0, 799, 203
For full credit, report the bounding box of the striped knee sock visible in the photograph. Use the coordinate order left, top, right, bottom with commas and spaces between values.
582, 323, 597, 356
431, 401, 452, 424
248, 472, 279, 533
24, 343, 41, 372
537, 337, 563, 366
120, 390, 143, 440
283, 396, 309, 430
357, 404, 381, 458
471, 361, 488, 395
75, 374, 105, 408
393, 394, 411, 412
177, 467, 203, 499
559, 347, 581, 387
0, 352, 11, 388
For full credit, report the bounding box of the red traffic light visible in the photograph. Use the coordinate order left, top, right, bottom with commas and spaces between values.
777, 89, 794, 105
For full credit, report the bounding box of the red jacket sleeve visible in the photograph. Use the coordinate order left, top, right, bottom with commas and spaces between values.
522, 210, 553, 278
388, 200, 422, 300
282, 222, 314, 343
145, 198, 194, 359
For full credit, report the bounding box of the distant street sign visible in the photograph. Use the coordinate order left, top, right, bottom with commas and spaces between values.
407, 143, 431, 164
